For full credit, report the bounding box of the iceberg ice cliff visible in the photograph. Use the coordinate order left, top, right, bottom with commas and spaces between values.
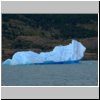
3, 40, 86, 65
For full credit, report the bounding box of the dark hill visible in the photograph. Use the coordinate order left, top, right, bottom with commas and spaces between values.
2, 14, 98, 61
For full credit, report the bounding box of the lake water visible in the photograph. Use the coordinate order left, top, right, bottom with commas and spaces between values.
2, 61, 98, 86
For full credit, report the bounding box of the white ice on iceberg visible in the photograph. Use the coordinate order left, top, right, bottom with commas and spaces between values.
3, 40, 86, 65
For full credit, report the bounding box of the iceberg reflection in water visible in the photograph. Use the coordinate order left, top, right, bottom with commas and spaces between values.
3, 40, 86, 65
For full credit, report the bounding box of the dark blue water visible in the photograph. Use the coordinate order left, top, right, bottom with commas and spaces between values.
2, 61, 98, 86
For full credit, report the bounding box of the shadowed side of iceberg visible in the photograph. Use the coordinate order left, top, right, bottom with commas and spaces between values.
34, 60, 80, 65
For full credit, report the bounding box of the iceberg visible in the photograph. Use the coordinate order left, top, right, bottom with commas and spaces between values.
3, 40, 86, 65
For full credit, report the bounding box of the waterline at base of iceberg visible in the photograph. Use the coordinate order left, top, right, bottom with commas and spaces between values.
34, 60, 80, 65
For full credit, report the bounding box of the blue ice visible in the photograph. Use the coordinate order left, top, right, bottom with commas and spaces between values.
3, 40, 86, 65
